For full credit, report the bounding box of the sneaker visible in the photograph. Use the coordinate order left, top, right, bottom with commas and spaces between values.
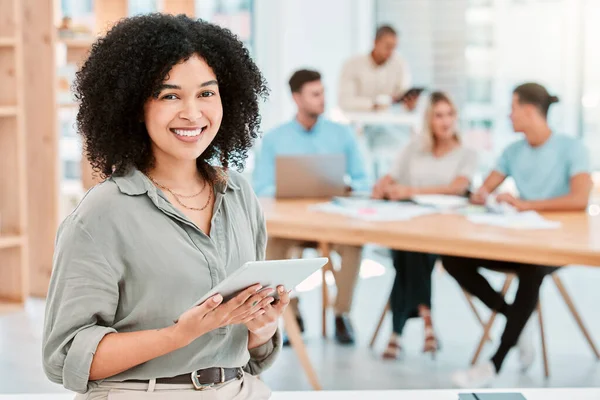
517, 314, 536, 372
452, 361, 497, 388
334, 314, 356, 345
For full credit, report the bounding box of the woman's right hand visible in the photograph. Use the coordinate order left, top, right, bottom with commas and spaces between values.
371, 175, 393, 199
173, 284, 275, 347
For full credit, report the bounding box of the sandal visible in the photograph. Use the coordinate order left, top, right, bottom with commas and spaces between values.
423, 326, 440, 359
382, 339, 402, 360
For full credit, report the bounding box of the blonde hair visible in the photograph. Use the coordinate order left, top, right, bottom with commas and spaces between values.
420, 91, 460, 152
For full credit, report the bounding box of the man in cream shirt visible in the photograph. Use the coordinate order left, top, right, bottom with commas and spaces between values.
339, 25, 418, 179
339, 25, 416, 112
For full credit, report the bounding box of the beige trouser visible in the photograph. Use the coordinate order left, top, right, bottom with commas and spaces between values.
266, 237, 362, 315
74, 373, 270, 400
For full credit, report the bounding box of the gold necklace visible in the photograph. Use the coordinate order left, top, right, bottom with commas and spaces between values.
149, 177, 213, 211
150, 178, 206, 198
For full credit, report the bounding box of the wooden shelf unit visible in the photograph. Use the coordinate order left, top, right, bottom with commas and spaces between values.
0, 37, 16, 47
57, 37, 95, 64
19, 0, 60, 298
0, 0, 29, 312
0, 234, 25, 249
0, 105, 18, 117
58, 37, 95, 47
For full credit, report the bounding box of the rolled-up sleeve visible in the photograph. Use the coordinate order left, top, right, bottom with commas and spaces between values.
244, 329, 282, 375
43, 217, 119, 394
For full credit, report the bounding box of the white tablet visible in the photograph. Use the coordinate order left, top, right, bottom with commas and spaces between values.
191, 257, 329, 308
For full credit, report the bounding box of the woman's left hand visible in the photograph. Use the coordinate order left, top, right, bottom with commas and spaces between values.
244, 286, 290, 349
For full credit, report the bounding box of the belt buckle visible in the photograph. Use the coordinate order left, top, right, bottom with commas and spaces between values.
191, 368, 224, 391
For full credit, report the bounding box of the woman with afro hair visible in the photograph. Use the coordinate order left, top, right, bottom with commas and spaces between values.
42, 13, 287, 399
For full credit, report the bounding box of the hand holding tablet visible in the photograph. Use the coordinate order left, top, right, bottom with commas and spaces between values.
174, 258, 329, 327
190, 257, 329, 307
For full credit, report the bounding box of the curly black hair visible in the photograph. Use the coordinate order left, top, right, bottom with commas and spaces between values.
74, 13, 269, 181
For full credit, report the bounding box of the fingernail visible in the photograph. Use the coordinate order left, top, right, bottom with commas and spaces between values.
213, 295, 222, 303
255, 285, 262, 292
278, 286, 284, 293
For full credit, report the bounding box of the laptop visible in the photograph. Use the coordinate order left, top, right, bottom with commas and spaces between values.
275, 154, 347, 199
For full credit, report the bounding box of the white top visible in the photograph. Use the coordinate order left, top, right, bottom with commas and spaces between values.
338, 53, 412, 112
389, 138, 479, 187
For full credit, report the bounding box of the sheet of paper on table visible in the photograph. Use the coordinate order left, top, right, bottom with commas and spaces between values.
466, 210, 561, 230
311, 199, 436, 221
411, 194, 470, 210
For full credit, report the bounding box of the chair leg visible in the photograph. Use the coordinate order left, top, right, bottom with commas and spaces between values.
318, 242, 332, 339
471, 275, 515, 365
462, 289, 493, 343
552, 274, 600, 359
471, 311, 499, 365
536, 301, 550, 378
283, 307, 322, 390
370, 302, 390, 348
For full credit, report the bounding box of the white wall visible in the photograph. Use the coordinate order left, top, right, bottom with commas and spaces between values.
254, 0, 375, 133
375, 0, 468, 104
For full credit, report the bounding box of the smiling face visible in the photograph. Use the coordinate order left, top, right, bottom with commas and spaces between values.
143, 54, 223, 166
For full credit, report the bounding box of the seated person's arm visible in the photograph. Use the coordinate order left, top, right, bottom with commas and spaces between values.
406, 176, 471, 196
345, 127, 370, 192
371, 175, 394, 199
470, 170, 506, 205
510, 173, 592, 212
469, 143, 511, 205
371, 144, 412, 199
383, 176, 471, 201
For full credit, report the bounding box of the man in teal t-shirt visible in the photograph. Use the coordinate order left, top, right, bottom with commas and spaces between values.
442, 83, 592, 388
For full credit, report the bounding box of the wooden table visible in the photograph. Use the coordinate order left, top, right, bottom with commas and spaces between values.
261, 199, 600, 389
262, 199, 600, 267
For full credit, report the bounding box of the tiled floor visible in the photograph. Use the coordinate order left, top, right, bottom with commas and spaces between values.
1, 248, 599, 394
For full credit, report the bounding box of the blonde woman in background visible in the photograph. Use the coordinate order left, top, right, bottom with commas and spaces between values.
372, 92, 478, 360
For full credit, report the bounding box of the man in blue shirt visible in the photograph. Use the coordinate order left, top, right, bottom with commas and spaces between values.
253, 69, 369, 345
443, 83, 592, 388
